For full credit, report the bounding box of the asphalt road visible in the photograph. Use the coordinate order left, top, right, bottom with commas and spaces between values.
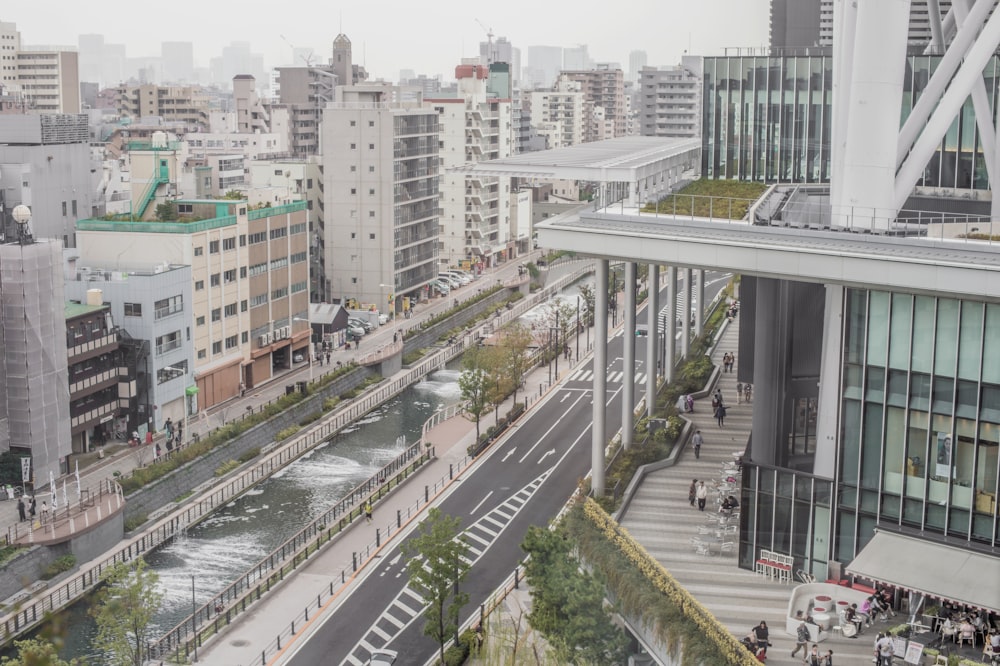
284, 271, 730, 666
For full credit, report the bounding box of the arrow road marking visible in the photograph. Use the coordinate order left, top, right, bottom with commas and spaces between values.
538, 449, 555, 464
501, 448, 517, 462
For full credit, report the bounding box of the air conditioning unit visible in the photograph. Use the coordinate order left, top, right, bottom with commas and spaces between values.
274, 327, 284, 340
282, 325, 291, 338
258, 334, 267, 347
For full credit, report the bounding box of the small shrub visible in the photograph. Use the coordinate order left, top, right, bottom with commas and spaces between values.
323, 397, 340, 411
0, 545, 26, 567
276, 425, 301, 441
298, 411, 322, 427
40, 555, 76, 580
124, 514, 148, 532
214, 459, 239, 477
173, 490, 193, 503
237, 447, 261, 464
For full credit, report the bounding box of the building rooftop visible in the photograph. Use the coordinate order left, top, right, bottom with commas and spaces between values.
65, 301, 107, 319
76, 201, 307, 234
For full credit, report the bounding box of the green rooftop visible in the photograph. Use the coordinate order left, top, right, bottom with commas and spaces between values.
65, 301, 108, 319
76, 201, 307, 234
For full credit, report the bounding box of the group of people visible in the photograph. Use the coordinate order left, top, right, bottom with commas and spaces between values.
712, 389, 728, 427
722, 352, 736, 373
736, 381, 753, 404
727, 301, 740, 321
939, 607, 993, 647
689, 479, 708, 511
791, 621, 834, 665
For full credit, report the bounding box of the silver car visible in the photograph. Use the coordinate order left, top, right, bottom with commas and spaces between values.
369, 649, 397, 665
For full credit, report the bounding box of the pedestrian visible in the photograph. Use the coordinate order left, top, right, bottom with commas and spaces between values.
17, 496, 26, 522
821, 649, 833, 666
326, 352, 331, 365
745, 383, 753, 403
365, 500, 373, 524
692, 430, 703, 459
806, 643, 821, 665
875, 634, 893, 665
737, 382, 744, 404
676, 395, 686, 413
239, 381, 246, 397
685, 394, 694, 413
751, 620, 770, 657
730, 353, 737, 373
696, 481, 708, 511
792, 621, 810, 659
40, 501, 49, 524
29, 495, 36, 519
715, 402, 727, 427
688, 479, 698, 507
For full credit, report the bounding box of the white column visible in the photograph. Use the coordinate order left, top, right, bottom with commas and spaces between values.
592, 260, 609, 497
681, 268, 692, 358
837, 0, 912, 230
665, 267, 677, 384
814, 285, 844, 480
694, 269, 705, 336
646, 264, 659, 419
830, 0, 859, 210
622, 263, 637, 450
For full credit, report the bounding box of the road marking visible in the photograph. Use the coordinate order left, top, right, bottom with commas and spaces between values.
538, 448, 555, 464
501, 448, 516, 462
560, 393, 570, 402
469, 491, 493, 515
518, 392, 587, 463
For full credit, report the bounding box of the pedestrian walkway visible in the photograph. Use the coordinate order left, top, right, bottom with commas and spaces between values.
618, 316, 879, 665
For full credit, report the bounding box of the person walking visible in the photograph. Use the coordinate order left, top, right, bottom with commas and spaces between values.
692, 430, 703, 459
17, 496, 26, 522
875, 633, 894, 665
806, 643, 821, 665
715, 402, 727, 427
688, 479, 698, 507
751, 621, 770, 658
791, 621, 810, 660
29, 496, 36, 521
696, 481, 708, 511
737, 382, 744, 404
40, 501, 49, 524
364, 500, 373, 524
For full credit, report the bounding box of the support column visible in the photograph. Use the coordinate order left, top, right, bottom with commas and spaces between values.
751, 278, 783, 467
592, 260, 609, 497
814, 285, 844, 480
665, 267, 677, 383
681, 268, 692, 358
695, 269, 705, 336
646, 264, 659, 419
622, 263, 637, 450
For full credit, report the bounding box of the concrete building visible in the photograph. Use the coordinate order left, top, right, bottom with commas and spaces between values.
769, 0, 823, 49
426, 61, 514, 270
1, 21, 21, 90
64, 259, 192, 437
628, 50, 647, 84
524, 45, 562, 90
560, 65, 626, 141
16, 48, 80, 114
321, 84, 440, 311
331, 34, 367, 87
480, 36, 520, 86
0, 233, 71, 485
0, 113, 94, 248
114, 84, 210, 130
76, 199, 310, 407
527, 78, 586, 149
638, 57, 702, 139
274, 65, 337, 157
563, 45, 592, 71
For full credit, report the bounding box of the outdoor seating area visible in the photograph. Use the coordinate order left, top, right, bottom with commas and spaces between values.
755, 549, 794, 584
687, 458, 741, 557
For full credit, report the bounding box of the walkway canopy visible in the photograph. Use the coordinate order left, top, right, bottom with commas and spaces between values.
846, 531, 1000, 613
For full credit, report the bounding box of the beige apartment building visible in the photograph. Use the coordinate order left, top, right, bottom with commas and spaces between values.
76, 198, 310, 409
115, 83, 210, 129
16, 49, 80, 113
560, 65, 626, 142
527, 79, 586, 148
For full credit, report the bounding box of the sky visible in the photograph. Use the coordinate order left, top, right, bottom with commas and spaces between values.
8, 0, 770, 82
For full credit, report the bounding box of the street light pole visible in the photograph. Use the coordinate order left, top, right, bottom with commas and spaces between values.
576, 296, 581, 361
191, 574, 198, 662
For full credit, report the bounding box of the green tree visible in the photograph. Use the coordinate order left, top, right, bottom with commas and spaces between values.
0, 638, 77, 666
91, 558, 163, 666
459, 346, 494, 442
500, 322, 534, 406
154, 201, 178, 221
521, 526, 628, 665
402, 508, 471, 663
577, 284, 596, 327
544, 300, 577, 359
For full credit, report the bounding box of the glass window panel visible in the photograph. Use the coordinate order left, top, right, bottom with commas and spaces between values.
932, 376, 955, 415
906, 410, 929, 499
814, 479, 832, 507
982, 385, 1000, 423
776, 471, 794, 498
866, 367, 885, 403
983, 304, 1000, 383
935, 299, 959, 376
948, 506, 970, 537
835, 509, 857, 564
867, 291, 890, 368
861, 403, 884, 490
889, 294, 912, 369
926, 502, 946, 529
958, 301, 983, 380
956, 380, 978, 419
974, 422, 999, 519
795, 476, 813, 502
887, 370, 907, 408
911, 296, 935, 373
902, 498, 924, 526
909, 373, 930, 411
845, 289, 867, 365
884, 407, 906, 495
842, 400, 861, 485
844, 365, 863, 400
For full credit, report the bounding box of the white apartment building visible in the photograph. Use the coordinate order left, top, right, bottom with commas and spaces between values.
528, 78, 586, 149
426, 61, 515, 270
0, 21, 80, 114
638, 57, 702, 139
321, 84, 440, 311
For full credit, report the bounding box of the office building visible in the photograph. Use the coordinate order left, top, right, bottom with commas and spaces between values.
527, 78, 586, 149
321, 84, 440, 311
628, 50, 647, 84
563, 45, 592, 71
1, 21, 21, 89
638, 57, 702, 139
274, 65, 337, 157
16, 48, 80, 114
769, 0, 823, 49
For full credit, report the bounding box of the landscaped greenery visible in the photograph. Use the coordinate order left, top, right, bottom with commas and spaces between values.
642, 180, 768, 220
40, 555, 77, 581
418, 285, 504, 331
213, 460, 240, 477
0, 544, 25, 567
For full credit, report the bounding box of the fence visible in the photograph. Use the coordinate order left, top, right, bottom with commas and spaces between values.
4, 479, 122, 546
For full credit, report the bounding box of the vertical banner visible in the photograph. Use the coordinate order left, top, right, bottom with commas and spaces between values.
935, 432, 952, 478
20, 457, 30, 483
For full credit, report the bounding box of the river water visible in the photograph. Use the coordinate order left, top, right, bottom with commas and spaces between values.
42, 368, 462, 662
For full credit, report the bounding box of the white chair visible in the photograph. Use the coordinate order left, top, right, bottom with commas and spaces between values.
695, 540, 713, 556
719, 541, 735, 555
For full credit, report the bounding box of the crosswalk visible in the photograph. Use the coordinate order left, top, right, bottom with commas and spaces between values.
569, 369, 647, 385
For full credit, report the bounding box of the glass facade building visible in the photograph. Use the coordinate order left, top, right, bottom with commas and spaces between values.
703, 53, 1000, 190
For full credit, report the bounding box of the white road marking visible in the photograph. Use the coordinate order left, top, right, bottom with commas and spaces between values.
469, 491, 493, 515
517, 392, 587, 463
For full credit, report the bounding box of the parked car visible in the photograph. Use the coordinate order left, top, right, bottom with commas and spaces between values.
430, 279, 450, 295
369, 649, 397, 666
378, 313, 389, 325
437, 274, 461, 289
346, 324, 366, 339
442, 270, 472, 285
349, 317, 373, 333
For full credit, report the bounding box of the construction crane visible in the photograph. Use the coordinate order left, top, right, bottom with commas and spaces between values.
475, 19, 496, 65
279, 34, 316, 67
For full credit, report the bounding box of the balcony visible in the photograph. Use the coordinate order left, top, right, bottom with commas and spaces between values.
68, 329, 120, 361
69, 367, 128, 396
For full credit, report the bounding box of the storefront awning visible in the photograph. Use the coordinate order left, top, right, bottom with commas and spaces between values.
846, 531, 1000, 612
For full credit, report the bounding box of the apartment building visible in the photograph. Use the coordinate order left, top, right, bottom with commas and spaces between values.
274, 65, 336, 156
321, 84, 440, 311
527, 78, 586, 149
638, 57, 702, 139
427, 61, 514, 269
76, 199, 310, 408
115, 83, 210, 130
17, 48, 80, 114
560, 65, 626, 142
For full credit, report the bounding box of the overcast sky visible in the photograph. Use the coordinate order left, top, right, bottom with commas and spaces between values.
9, 0, 770, 81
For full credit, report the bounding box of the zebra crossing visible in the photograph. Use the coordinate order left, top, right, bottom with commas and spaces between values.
342, 467, 553, 665
569, 369, 647, 385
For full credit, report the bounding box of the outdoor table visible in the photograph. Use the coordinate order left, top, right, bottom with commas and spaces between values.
812, 612, 832, 630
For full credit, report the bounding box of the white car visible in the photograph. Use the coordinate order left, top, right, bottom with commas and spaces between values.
369, 649, 397, 665
378, 313, 389, 325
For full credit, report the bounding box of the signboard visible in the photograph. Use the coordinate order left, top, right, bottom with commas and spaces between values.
903, 641, 924, 664
935, 432, 953, 478
20, 457, 30, 483
892, 637, 908, 657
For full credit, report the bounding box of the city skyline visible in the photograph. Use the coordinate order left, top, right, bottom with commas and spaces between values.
8, 0, 770, 83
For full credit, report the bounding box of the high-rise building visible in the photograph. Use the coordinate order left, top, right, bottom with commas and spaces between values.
525, 45, 562, 90
769, 0, 823, 49
426, 61, 515, 269
161, 41, 195, 83
560, 65, 626, 141
480, 36, 520, 86
527, 78, 586, 149
563, 45, 592, 71
331, 34, 368, 87
321, 84, 440, 311
628, 50, 647, 84
638, 57, 702, 139
274, 65, 336, 157
17, 48, 80, 114
1, 21, 21, 89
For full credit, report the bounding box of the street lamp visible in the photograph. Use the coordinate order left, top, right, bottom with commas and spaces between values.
191, 574, 198, 662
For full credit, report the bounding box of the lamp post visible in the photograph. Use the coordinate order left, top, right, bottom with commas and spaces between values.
575, 296, 581, 361
191, 574, 198, 662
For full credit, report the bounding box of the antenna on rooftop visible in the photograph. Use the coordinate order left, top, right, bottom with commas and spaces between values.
476, 19, 496, 65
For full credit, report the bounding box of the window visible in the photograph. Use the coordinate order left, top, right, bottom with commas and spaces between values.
196, 315, 205, 326
369, 120, 374, 127
369, 211, 375, 218
350, 143, 356, 149
154, 295, 183, 320
274, 169, 282, 176
369, 233, 375, 239
250, 293, 268, 307
290, 251, 307, 264
351, 188, 357, 194
248, 231, 267, 244
224, 303, 237, 317
369, 166, 375, 173
239, 234, 247, 247
270, 256, 289, 270
197, 349, 206, 359
289, 223, 307, 235
225, 334, 238, 349
350, 165, 357, 172
223, 237, 236, 251
72, 200, 77, 216
306, 178, 312, 188
242, 331, 249, 343
291, 280, 308, 293
224, 269, 237, 283
156, 360, 187, 384
195, 280, 204, 291
351, 232, 356, 239
369, 188, 375, 195
194, 246, 204, 256
240, 266, 247, 279
248, 262, 267, 277
62, 201, 67, 216
241, 300, 248, 312
350, 120, 356, 126
155, 330, 182, 355
209, 240, 220, 254
212, 341, 222, 354
124, 302, 142, 317
369, 143, 374, 150
270, 227, 288, 240
271, 286, 289, 299
210, 273, 221, 287
211, 308, 221, 322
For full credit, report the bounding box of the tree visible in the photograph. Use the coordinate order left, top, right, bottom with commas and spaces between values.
154, 201, 178, 221
91, 557, 163, 666
483, 345, 510, 424
459, 346, 494, 442
500, 322, 534, 407
522, 526, 628, 665
544, 300, 577, 359
0, 638, 78, 666
577, 284, 596, 328
402, 508, 471, 662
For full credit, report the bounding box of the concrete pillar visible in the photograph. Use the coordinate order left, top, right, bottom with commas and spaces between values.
751, 278, 783, 467
622, 263, 637, 450
646, 264, 659, 419
682, 268, 692, 358
695, 269, 705, 336
813, 285, 844, 480
665, 267, 677, 383
592, 260, 609, 497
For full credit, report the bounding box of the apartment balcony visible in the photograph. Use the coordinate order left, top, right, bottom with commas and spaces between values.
69, 367, 128, 398
68, 329, 120, 361
71, 398, 127, 433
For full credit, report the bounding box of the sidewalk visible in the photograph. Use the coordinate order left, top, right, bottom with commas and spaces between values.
0, 253, 545, 546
